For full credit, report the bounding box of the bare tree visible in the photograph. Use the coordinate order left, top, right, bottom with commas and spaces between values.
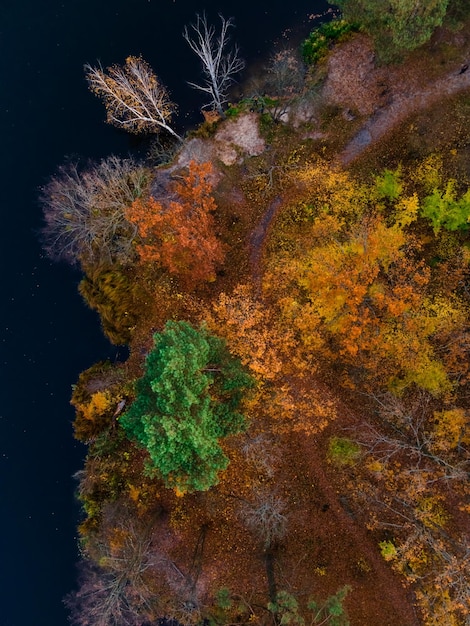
85, 56, 182, 140
242, 434, 281, 479
40, 156, 148, 265
66, 513, 159, 626
358, 391, 469, 484
263, 49, 305, 121
66, 559, 152, 626
183, 14, 245, 116
241, 490, 288, 549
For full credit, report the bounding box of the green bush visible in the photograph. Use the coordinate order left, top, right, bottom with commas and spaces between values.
374, 167, 403, 201
302, 19, 358, 66
327, 436, 361, 466
269, 587, 351, 626
421, 181, 470, 233
215, 587, 232, 610
333, 0, 450, 62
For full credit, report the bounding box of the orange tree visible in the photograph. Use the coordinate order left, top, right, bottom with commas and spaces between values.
126, 160, 225, 287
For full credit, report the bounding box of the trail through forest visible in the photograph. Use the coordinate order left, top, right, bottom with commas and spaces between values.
338, 61, 470, 165
250, 53, 470, 278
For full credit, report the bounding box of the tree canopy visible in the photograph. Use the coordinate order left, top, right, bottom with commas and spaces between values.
333, 0, 450, 58
85, 56, 181, 139
125, 160, 225, 287
120, 321, 253, 493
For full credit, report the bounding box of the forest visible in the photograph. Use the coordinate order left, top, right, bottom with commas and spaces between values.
41, 2, 470, 625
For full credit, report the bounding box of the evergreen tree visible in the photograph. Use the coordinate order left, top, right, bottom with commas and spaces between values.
120, 321, 253, 493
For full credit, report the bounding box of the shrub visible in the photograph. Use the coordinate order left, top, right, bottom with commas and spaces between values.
374, 167, 403, 201
421, 181, 470, 233
327, 436, 361, 466
301, 19, 358, 66
79, 267, 140, 345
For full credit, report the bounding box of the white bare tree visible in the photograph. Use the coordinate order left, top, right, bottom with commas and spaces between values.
183, 14, 245, 116
85, 56, 182, 140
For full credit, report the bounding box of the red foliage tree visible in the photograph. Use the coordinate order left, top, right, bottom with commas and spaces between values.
126, 160, 225, 287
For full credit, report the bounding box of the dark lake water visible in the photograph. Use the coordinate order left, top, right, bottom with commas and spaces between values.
0, 1, 329, 624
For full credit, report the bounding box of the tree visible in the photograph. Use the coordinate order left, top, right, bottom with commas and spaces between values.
247, 48, 306, 122
125, 160, 225, 287
183, 14, 245, 116
333, 0, 449, 58
359, 390, 469, 483
120, 321, 253, 493
85, 56, 182, 140
421, 180, 470, 234
65, 512, 158, 626
40, 156, 148, 265
265, 162, 469, 395
241, 490, 288, 549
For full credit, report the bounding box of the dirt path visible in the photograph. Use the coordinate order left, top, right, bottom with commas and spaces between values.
338, 64, 470, 166
248, 64, 470, 281
249, 196, 283, 291
296, 430, 421, 626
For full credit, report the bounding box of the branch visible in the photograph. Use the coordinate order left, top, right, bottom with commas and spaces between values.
183, 14, 244, 115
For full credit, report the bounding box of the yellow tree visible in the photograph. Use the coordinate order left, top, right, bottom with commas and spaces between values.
265, 169, 465, 395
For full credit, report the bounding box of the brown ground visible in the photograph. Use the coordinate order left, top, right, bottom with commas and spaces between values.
318, 29, 470, 165
159, 379, 422, 625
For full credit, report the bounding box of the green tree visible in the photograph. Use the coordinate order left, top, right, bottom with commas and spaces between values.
120, 321, 253, 493
268, 587, 351, 626
421, 180, 470, 234
333, 0, 449, 58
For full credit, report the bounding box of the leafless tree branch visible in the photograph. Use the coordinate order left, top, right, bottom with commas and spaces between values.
183, 14, 245, 116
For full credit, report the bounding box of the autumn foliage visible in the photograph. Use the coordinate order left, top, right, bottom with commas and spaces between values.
65, 36, 470, 625
265, 163, 469, 396
85, 55, 181, 139
126, 160, 225, 287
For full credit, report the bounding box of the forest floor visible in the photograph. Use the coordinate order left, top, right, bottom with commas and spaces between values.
315, 27, 470, 163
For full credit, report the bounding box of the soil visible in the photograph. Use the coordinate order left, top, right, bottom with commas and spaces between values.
318, 30, 470, 165
339, 65, 470, 165
294, 431, 421, 626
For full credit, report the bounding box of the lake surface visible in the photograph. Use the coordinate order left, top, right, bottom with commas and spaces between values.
0, 1, 328, 623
